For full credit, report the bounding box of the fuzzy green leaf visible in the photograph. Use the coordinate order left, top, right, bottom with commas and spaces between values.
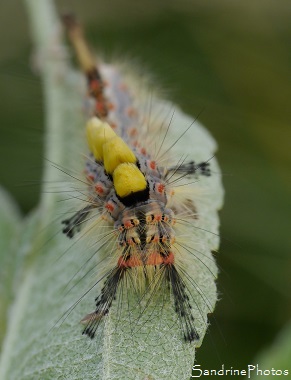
0, 187, 22, 349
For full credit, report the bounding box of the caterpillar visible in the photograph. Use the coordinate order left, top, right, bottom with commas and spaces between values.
58, 14, 223, 379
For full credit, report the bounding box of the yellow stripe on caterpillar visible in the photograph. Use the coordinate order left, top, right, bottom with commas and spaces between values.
113, 163, 147, 198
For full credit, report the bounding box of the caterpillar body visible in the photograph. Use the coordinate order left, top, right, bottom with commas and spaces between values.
59, 15, 223, 380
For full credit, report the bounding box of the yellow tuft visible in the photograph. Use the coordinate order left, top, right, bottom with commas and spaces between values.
113, 163, 147, 198
103, 136, 136, 174
86, 117, 116, 161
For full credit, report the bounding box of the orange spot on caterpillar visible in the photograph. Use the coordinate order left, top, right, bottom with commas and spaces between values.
95, 101, 107, 116
154, 214, 162, 222
163, 214, 169, 222
86, 174, 95, 182
90, 79, 102, 94
94, 183, 104, 195
152, 235, 159, 243
118, 252, 172, 268
157, 183, 165, 194
127, 238, 135, 246
105, 202, 114, 213
118, 256, 142, 268
124, 220, 133, 229
146, 252, 164, 265
163, 251, 175, 265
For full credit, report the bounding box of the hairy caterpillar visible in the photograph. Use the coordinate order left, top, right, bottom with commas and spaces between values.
56, 14, 223, 380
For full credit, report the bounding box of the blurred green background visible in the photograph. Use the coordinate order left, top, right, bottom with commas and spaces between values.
0, 0, 290, 373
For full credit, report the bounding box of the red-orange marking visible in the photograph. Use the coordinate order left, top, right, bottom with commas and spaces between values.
95, 183, 104, 194
152, 235, 159, 243
124, 220, 133, 229
118, 252, 174, 268
154, 214, 162, 222
90, 79, 102, 93
163, 251, 174, 265
87, 174, 95, 182
105, 202, 114, 212
146, 252, 164, 266
95, 101, 107, 115
118, 256, 142, 268
127, 238, 135, 246
161, 235, 168, 243
157, 183, 165, 193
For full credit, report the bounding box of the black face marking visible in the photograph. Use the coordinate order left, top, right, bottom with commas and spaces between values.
117, 185, 150, 207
